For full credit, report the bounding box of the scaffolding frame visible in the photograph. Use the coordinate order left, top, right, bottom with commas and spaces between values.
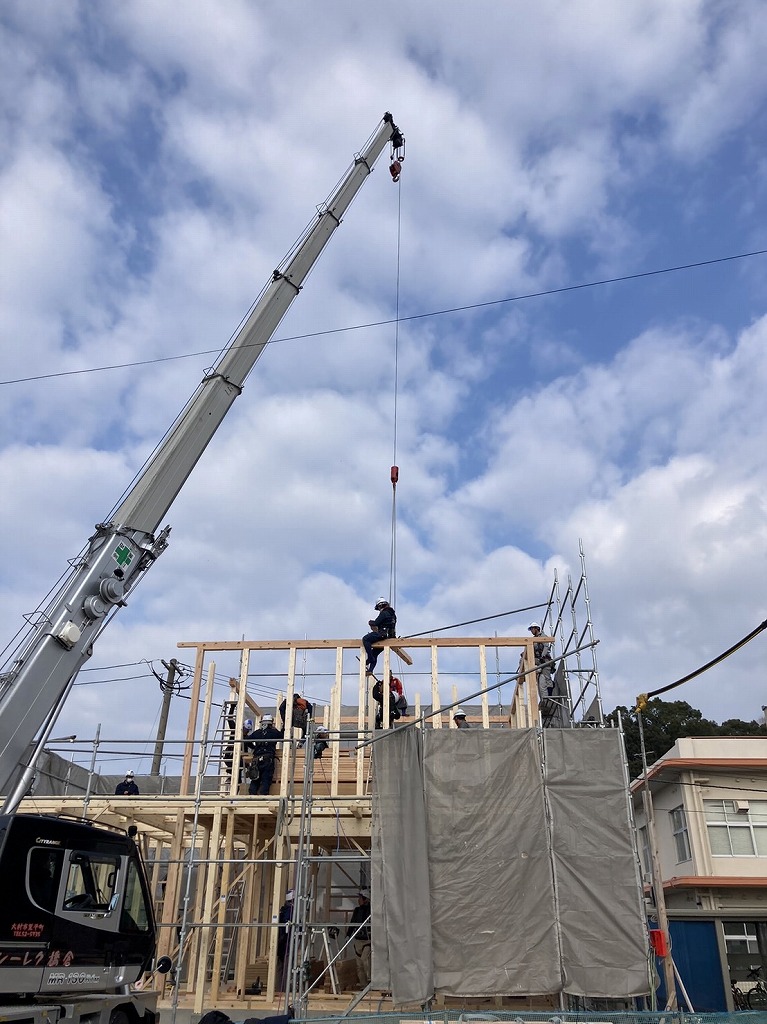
17, 591, 615, 1016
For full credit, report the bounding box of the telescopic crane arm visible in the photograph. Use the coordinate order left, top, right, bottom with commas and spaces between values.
0, 113, 405, 800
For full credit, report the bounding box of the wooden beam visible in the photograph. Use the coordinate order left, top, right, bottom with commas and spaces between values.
178, 635, 544, 652
370, 641, 414, 666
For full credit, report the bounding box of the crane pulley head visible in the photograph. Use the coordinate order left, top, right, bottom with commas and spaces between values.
387, 116, 405, 182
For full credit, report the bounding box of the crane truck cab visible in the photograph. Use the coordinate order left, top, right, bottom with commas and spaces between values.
0, 815, 156, 995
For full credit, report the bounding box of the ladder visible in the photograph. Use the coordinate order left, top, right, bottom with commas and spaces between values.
206, 868, 248, 982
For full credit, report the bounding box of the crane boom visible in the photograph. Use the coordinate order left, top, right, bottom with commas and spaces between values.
0, 112, 404, 800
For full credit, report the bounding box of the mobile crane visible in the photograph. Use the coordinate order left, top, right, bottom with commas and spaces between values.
0, 112, 404, 1023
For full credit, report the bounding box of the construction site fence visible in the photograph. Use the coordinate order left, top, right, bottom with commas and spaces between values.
296, 1013, 767, 1024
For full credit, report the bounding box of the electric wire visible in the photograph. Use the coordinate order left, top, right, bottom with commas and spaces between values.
402, 601, 549, 638
3, 246, 766, 387
72, 672, 153, 685
637, 618, 767, 707
79, 659, 153, 672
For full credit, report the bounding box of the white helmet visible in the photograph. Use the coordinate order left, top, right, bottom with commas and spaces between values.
528, 622, 541, 631
453, 708, 466, 718
375, 597, 389, 609
244, 719, 254, 731
262, 714, 274, 724
317, 726, 329, 735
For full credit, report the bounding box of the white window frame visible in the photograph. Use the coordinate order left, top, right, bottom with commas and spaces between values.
723, 920, 759, 955
638, 824, 652, 876
669, 805, 692, 863
704, 799, 767, 858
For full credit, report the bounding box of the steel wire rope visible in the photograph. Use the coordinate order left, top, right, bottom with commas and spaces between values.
388, 173, 403, 610
4, 246, 767, 387
402, 600, 550, 638
636, 617, 767, 708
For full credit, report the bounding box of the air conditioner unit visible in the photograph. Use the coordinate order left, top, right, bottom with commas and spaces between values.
734, 800, 750, 813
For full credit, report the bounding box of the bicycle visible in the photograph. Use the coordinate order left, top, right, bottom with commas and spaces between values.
746, 965, 767, 1010
732, 980, 748, 1010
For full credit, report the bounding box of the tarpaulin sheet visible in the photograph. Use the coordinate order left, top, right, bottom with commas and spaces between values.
371, 728, 434, 1004
543, 728, 649, 998
372, 727, 649, 1004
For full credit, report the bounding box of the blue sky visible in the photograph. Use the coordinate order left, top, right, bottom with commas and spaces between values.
2, 1, 767, 771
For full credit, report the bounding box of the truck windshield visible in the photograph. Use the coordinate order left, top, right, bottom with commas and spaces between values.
63, 852, 119, 912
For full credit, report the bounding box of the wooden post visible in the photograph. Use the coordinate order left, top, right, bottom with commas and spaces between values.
331, 648, 342, 795
195, 806, 224, 1005
431, 644, 442, 727
180, 647, 205, 795
357, 659, 367, 792
479, 645, 490, 728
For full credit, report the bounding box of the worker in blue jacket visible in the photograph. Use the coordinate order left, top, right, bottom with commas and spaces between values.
363, 597, 397, 674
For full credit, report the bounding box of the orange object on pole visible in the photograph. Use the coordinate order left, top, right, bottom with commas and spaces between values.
649, 929, 669, 957
391, 465, 399, 485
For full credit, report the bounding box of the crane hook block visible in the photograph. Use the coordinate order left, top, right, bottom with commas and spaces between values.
391, 465, 399, 485
389, 159, 402, 182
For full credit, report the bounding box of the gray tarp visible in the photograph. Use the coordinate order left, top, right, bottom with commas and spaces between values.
543, 728, 649, 998
371, 728, 434, 1001
372, 727, 649, 1005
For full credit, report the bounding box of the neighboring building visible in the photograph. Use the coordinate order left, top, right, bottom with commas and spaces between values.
632, 736, 767, 1011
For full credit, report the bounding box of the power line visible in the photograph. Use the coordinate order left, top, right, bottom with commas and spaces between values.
637, 618, 767, 707
73, 672, 153, 685
80, 660, 149, 672
3, 247, 766, 387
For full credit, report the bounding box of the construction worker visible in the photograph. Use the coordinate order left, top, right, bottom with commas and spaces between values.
313, 725, 329, 759
347, 891, 371, 987
363, 597, 397, 674
372, 676, 401, 729
528, 622, 554, 700
278, 693, 314, 744
389, 674, 408, 716
453, 708, 470, 729
114, 770, 139, 795
276, 889, 294, 991
247, 714, 282, 795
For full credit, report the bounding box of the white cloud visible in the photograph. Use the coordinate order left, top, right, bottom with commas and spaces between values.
3, 0, 767, 769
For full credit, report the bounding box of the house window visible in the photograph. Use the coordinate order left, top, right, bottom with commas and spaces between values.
670, 805, 692, 863
705, 799, 767, 857
724, 921, 760, 956
638, 825, 652, 875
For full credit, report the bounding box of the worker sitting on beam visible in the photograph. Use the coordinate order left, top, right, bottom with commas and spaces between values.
363, 597, 397, 675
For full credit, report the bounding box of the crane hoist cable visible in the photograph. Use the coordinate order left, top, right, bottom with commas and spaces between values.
387, 135, 405, 609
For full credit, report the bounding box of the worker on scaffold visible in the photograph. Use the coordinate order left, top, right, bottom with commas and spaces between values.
363, 597, 397, 675
528, 621, 554, 701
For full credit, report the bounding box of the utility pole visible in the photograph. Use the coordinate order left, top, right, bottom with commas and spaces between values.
637, 709, 677, 1010
151, 658, 178, 776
